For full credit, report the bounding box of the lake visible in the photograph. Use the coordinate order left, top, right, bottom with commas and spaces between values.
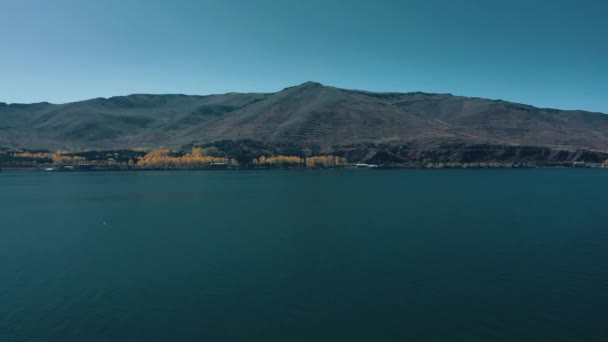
1, 169, 607, 341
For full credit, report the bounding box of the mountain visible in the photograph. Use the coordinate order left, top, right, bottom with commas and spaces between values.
1, 82, 608, 156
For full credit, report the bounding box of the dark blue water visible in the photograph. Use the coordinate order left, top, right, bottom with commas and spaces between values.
1, 170, 608, 341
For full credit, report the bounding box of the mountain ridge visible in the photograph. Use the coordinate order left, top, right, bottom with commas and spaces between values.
3, 81, 604, 114
1, 82, 607, 154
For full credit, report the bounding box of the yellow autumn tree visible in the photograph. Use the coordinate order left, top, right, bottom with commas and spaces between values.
305, 155, 347, 168
137, 147, 238, 168
254, 155, 305, 167
51, 150, 85, 164
16, 150, 84, 165
253, 154, 346, 168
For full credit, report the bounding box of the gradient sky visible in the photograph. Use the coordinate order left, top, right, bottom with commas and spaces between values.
1, 0, 606, 112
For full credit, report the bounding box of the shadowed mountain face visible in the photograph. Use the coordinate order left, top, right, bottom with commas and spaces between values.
1, 82, 608, 152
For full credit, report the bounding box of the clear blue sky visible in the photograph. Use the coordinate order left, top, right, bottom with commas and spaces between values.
1, 0, 606, 112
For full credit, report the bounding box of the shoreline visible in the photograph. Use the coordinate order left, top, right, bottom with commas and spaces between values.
1, 164, 605, 173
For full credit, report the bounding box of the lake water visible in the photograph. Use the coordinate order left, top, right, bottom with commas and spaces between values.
1, 169, 608, 341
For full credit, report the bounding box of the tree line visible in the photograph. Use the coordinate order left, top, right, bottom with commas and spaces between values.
252, 155, 346, 168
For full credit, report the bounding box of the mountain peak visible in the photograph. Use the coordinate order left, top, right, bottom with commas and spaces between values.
282, 81, 324, 92
299, 81, 323, 87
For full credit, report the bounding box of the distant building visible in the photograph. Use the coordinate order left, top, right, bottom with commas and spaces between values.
209, 163, 228, 169
355, 163, 378, 168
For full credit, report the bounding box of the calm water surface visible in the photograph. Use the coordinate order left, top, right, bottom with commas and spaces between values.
1, 170, 608, 341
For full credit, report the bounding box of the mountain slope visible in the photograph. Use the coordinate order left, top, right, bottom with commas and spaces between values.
1, 82, 607, 152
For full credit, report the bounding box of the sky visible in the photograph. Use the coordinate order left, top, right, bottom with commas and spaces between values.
0, 0, 607, 112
